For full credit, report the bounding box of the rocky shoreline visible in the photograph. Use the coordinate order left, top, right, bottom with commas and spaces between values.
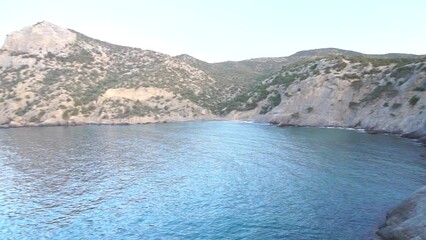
376, 186, 426, 240
1, 119, 426, 147
274, 122, 426, 147
0, 115, 224, 128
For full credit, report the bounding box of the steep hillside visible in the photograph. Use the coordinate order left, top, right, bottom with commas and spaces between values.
173, 54, 287, 109
0, 21, 425, 140
0, 22, 267, 126
229, 55, 426, 142
176, 54, 287, 87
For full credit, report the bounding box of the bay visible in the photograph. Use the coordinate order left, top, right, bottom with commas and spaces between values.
0, 122, 425, 239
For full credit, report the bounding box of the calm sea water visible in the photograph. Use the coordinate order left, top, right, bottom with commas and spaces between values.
0, 122, 425, 240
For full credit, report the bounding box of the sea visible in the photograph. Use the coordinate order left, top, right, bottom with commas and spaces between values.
0, 121, 425, 239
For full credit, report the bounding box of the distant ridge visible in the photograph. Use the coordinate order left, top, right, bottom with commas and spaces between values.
290, 48, 363, 58
289, 47, 422, 60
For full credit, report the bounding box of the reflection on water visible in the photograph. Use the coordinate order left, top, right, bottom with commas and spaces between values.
0, 122, 425, 239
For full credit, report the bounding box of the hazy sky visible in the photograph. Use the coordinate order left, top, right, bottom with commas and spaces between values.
0, 0, 425, 62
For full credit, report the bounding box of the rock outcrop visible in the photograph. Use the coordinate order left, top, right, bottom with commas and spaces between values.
2, 21, 76, 55
376, 186, 426, 239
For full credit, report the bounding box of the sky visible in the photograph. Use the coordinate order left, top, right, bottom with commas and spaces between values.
0, 0, 425, 62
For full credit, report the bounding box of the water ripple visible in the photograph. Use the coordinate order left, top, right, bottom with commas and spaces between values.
0, 122, 425, 239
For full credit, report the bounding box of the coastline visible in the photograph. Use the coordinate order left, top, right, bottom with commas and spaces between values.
272, 122, 426, 147
1, 118, 426, 147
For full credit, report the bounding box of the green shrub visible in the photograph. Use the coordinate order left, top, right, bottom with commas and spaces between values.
57, 48, 94, 63
259, 106, 270, 115
259, 91, 281, 114
29, 116, 38, 123
413, 86, 425, 92
15, 103, 32, 116
409, 95, 420, 106
29, 110, 45, 123
272, 73, 297, 87
350, 80, 363, 90
87, 104, 97, 111
342, 73, 359, 80
291, 112, 300, 118
361, 84, 397, 103
299, 72, 310, 80
42, 69, 73, 84
348, 56, 423, 67
368, 68, 382, 74
268, 91, 281, 107
390, 66, 414, 79
70, 108, 79, 116
349, 101, 360, 109
178, 89, 199, 103
74, 99, 83, 106
333, 61, 347, 71
46, 52, 55, 58
62, 110, 70, 120
391, 103, 402, 109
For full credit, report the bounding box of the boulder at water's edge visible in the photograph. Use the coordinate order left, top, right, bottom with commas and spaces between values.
377, 186, 426, 239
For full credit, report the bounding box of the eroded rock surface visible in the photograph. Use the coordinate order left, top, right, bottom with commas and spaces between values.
2, 21, 76, 55
377, 186, 426, 240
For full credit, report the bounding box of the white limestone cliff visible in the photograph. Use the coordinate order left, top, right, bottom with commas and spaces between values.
2, 21, 76, 55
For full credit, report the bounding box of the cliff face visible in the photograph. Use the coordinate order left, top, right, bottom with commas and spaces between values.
376, 186, 426, 239
229, 56, 426, 140
2, 21, 77, 55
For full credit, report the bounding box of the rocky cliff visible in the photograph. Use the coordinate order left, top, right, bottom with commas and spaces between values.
2, 21, 77, 55
228, 56, 426, 144
376, 186, 426, 239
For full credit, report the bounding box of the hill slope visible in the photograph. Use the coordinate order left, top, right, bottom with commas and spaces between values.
0, 21, 425, 142
0, 21, 285, 126
228, 55, 426, 141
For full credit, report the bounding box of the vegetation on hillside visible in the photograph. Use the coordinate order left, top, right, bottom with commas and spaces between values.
1, 28, 425, 124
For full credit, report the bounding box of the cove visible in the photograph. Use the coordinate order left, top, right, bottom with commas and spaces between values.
0, 121, 425, 239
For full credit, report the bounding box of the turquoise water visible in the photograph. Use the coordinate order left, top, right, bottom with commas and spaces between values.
0, 122, 425, 239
